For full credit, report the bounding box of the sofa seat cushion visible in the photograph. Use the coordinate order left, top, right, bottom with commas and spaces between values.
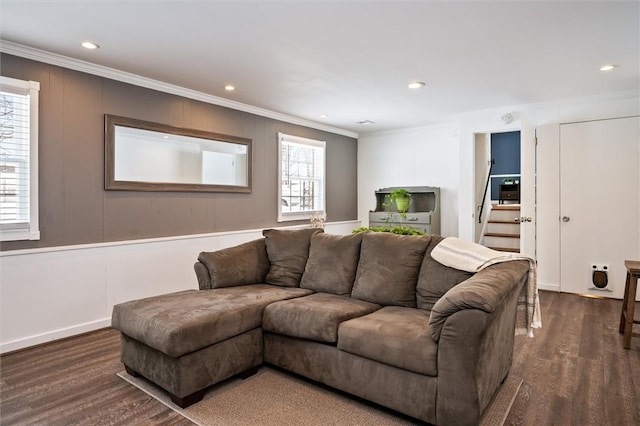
263, 293, 381, 343
337, 306, 438, 376
111, 284, 312, 358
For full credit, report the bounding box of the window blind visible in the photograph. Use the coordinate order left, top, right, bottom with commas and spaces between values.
0, 90, 30, 226
0, 76, 39, 241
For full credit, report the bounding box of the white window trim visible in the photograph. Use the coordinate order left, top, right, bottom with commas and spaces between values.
277, 132, 326, 222
0, 76, 40, 242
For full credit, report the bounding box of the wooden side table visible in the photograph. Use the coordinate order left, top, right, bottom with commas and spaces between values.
498, 183, 520, 204
619, 260, 640, 349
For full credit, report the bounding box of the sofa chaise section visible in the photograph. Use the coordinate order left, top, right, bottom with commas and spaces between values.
112, 285, 312, 406
111, 229, 321, 407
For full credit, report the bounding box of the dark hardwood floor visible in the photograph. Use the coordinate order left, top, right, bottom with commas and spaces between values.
506, 291, 640, 425
1, 291, 638, 425
0, 328, 191, 426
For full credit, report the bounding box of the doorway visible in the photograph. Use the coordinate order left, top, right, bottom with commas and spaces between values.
489, 131, 521, 204
474, 130, 525, 253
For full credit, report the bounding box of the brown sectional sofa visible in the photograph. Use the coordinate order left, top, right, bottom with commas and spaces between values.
112, 228, 529, 425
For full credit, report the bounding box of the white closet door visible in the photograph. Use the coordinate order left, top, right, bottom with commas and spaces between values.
560, 116, 640, 299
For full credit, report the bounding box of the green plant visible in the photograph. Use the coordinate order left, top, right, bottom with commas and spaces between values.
352, 226, 426, 236
388, 188, 412, 219
389, 188, 411, 200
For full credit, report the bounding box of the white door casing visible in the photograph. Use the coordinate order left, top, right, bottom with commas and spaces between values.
520, 117, 536, 258
534, 124, 561, 291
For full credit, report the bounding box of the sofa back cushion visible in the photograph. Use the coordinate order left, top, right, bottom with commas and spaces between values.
197, 238, 270, 289
263, 228, 323, 287
416, 235, 474, 310
300, 232, 363, 296
351, 232, 430, 307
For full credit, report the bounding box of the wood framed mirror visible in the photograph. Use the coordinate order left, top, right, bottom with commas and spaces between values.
104, 115, 252, 193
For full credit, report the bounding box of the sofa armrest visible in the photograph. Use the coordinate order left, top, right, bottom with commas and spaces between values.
196, 238, 270, 289
194, 261, 212, 290
429, 260, 529, 342
432, 261, 528, 426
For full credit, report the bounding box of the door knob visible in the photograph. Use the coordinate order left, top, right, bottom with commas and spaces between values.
562, 216, 570, 222
520, 217, 532, 222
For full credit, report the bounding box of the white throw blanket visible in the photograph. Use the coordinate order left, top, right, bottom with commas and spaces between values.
431, 237, 542, 337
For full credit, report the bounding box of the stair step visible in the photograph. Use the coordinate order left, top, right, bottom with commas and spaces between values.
486, 222, 520, 235
484, 232, 520, 238
489, 208, 521, 222
487, 246, 521, 253
483, 234, 520, 249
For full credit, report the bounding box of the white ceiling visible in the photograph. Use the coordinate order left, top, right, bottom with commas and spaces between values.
1, 1, 638, 134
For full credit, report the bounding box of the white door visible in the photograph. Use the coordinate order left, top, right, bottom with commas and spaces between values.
559, 116, 640, 299
519, 118, 536, 257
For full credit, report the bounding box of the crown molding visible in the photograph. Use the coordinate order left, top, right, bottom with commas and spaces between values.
0, 40, 359, 139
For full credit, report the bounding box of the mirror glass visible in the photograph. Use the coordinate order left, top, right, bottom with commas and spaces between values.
105, 115, 252, 192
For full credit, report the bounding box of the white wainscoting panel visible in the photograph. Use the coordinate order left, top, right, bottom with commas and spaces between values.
0, 247, 108, 352
105, 238, 201, 309
0, 221, 359, 353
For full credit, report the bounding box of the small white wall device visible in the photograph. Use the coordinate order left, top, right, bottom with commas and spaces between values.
590, 264, 611, 292
501, 113, 514, 124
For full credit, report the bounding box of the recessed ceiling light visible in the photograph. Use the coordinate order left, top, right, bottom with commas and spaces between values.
357, 120, 375, 125
224, 85, 235, 91
81, 41, 99, 50
319, 114, 328, 118
408, 81, 426, 89
600, 64, 617, 71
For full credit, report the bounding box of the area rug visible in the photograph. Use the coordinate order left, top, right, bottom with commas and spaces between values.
118, 368, 522, 426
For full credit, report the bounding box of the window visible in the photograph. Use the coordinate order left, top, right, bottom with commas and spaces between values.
278, 133, 325, 222
0, 76, 40, 241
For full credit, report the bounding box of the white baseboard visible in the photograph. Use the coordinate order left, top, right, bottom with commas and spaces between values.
538, 282, 560, 292
0, 318, 111, 354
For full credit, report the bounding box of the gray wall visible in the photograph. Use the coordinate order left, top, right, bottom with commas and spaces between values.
0, 54, 358, 250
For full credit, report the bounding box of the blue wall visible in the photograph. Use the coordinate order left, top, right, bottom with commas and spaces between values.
490, 131, 520, 200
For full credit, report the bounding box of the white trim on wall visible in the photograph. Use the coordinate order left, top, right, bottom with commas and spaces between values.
0, 220, 360, 258
538, 282, 560, 292
0, 41, 358, 139
0, 221, 360, 354
2, 319, 112, 355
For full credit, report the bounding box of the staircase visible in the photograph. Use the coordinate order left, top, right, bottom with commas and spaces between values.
482, 204, 521, 253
